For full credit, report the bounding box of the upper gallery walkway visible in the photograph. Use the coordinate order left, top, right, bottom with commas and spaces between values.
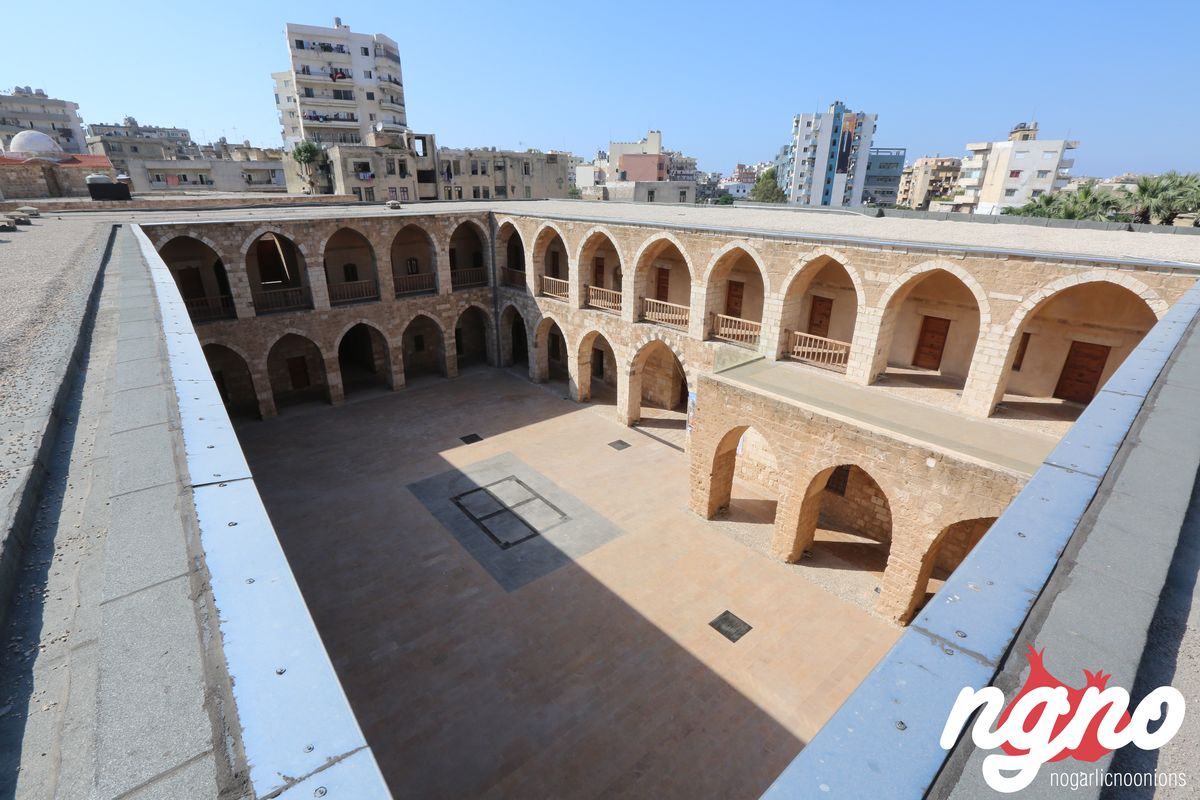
718, 359, 1057, 476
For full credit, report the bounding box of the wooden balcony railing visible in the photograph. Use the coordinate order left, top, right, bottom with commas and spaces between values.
539, 275, 569, 300
184, 294, 236, 322
642, 297, 690, 330
711, 313, 762, 348
586, 285, 621, 314
253, 286, 310, 314
451, 268, 487, 290
501, 268, 526, 289
787, 330, 851, 372
394, 272, 436, 296
328, 279, 379, 305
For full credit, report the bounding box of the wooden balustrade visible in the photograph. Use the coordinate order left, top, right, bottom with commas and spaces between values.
586, 285, 622, 314
711, 313, 761, 348
787, 330, 851, 372
253, 286, 310, 313
184, 295, 235, 322
501, 268, 526, 289
394, 272, 436, 295
451, 268, 487, 290
642, 297, 689, 329
540, 275, 569, 300
329, 279, 379, 305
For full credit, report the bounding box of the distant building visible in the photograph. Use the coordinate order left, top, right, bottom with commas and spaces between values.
774, 101, 876, 206
0, 86, 86, 153
284, 130, 438, 201
86, 117, 193, 175
436, 147, 569, 200
273, 17, 408, 147
617, 153, 668, 182
897, 156, 962, 210
575, 131, 700, 202
863, 148, 906, 206
581, 180, 694, 204
0, 130, 115, 199
943, 122, 1077, 214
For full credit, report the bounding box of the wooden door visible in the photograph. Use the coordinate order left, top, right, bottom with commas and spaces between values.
177, 266, 205, 300
725, 281, 745, 318
913, 316, 951, 370
593, 258, 604, 288
1054, 341, 1110, 404
655, 267, 670, 301
287, 356, 311, 389
807, 296, 833, 338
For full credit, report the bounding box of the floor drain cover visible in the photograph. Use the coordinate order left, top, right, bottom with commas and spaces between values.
608, 440, 631, 451
710, 611, 752, 642
460, 433, 483, 444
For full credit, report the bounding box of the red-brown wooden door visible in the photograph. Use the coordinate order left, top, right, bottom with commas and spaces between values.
1054, 341, 1110, 404
655, 268, 670, 301
913, 316, 951, 370
725, 281, 745, 318
593, 258, 604, 288
808, 296, 833, 338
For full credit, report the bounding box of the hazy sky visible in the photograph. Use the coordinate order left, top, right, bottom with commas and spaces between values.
8, 0, 1196, 177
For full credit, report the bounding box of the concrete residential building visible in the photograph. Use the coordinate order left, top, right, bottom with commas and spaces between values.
0, 86, 86, 153
86, 117, 193, 175
863, 147, 906, 206
774, 101, 876, 206
273, 18, 408, 147
283, 129, 439, 202
946, 122, 1077, 214
437, 147, 570, 201
897, 156, 962, 210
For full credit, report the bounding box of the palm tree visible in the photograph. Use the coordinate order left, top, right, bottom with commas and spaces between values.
1060, 182, 1122, 221
1005, 192, 1061, 217
1120, 175, 1182, 224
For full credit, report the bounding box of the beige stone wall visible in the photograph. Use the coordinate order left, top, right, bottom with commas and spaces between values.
818, 466, 892, 544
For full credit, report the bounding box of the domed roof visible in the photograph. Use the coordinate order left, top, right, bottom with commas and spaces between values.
8, 130, 64, 155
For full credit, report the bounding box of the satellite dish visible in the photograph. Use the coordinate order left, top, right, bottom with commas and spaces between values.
373, 121, 384, 133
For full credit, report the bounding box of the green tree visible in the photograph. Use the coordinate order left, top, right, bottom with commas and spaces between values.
714, 193, 735, 205
290, 140, 322, 193
749, 168, 787, 203
1120, 175, 1181, 224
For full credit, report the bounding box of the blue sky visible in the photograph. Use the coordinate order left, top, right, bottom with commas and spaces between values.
8, 0, 1196, 177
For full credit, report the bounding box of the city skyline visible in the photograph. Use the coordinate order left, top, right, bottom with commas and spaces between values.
7, 0, 1198, 177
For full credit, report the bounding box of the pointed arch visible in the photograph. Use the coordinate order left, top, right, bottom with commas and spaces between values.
702, 240, 772, 294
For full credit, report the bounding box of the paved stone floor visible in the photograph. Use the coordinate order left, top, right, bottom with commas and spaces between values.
235, 368, 899, 799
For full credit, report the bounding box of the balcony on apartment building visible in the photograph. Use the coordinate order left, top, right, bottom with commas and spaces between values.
296, 65, 354, 82
301, 111, 358, 127
374, 46, 401, 64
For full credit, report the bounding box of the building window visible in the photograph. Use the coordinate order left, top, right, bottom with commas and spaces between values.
825, 465, 850, 495
470, 159, 478, 175
303, 87, 314, 98
399, 187, 409, 201
444, 187, 453, 200
524, 186, 531, 199
472, 186, 481, 199
366, 91, 375, 100
333, 89, 355, 100
295, 39, 305, 49
360, 46, 370, 56
523, 160, 531, 175
454, 186, 463, 199
386, 158, 396, 175
352, 187, 362, 200
679, 190, 687, 203
399, 160, 409, 178
1037, 170, 1051, 178
495, 185, 507, 197
482, 187, 490, 198
1004, 188, 1017, 197
364, 70, 372, 78
1009, 170, 1022, 178
452, 160, 461, 175
647, 189, 656, 202
1012, 332, 1031, 372
364, 187, 375, 201
480, 161, 488, 175
1032, 189, 1044, 197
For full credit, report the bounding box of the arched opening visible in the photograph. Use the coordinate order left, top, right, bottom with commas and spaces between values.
702, 425, 780, 532
876, 269, 981, 393
390, 223, 438, 296
455, 306, 491, 369
995, 283, 1159, 422
705, 247, 766, 349
779, 255, 860, 372
323, 227, 379, 305
634, 238, 692, 330
401, 315, 447, 382
159, 237, 235, 322
500, 305, 529, 367
246, 232, 311, 314
498, 222, 526, 290
449, 222, 487, 291
579, 231, 623, 313
627, 340, 688, 445
266, 333, 329, 409
533, 317, 570, 390
203, 344, 258, 418
337, 323, 391, 394
532, 226, 569, 300
918, 517, 996, 611
576, 330, 618, 405
784, 465, 893, 607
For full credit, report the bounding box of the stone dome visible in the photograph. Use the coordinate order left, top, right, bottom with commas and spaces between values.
8, 130, 63, 155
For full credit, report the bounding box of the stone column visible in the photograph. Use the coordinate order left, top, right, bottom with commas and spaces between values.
372, 233, 396, 301
759, 293, 785, 360
570, 346, 590, 401
770, 485, 820, 562
617, 369, 640, 426
435, 244, 453, 296
687, 283, 706, 341
844, 307, 886, 385
876, 522, 937, 625
958, 332, 1013, 417
323, 356, 344, 405
387, 340, 405, 390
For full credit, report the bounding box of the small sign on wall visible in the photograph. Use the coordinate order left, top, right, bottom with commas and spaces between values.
686, 390, 697, 432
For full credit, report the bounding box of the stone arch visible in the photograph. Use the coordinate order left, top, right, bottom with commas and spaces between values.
575, 328, 622, 403
777, 248, 866, 364
702, 240, 772, 293
244, 230, 311, 313
496, 219, 527, 289
447, 220, 487, 277
702, 242, 770, 345
699, 424, 781, 523
499, 303, 531, 367
157, 235, 236, 322
531, 221, 571, 274
577, 227, 626, 312
774, 464, 894, 575
202, 342, 260, 418
1004, 271, 1168, 339
390, 222, 439, 295
454, 303, 495, 367
322, 226, 379, 305
335, 321, 393, 392
631, 232, 695, 327
533, 312, 571, 384
238, 225, 310, 259
870, 261, 990, 388
624, 336, 690, 431
399, 313, 448, 380
265, 332, 331, 409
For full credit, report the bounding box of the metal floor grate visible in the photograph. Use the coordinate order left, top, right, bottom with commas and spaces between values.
710, 610, 752, 642
460, 433, 483, 444
608, 439, 631, 451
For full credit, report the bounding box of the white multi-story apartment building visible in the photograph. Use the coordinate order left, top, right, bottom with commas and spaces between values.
773, 101, 876, 206
947, 122, 1077, 215
0, 86, 86, 153
273, 17, 408, 147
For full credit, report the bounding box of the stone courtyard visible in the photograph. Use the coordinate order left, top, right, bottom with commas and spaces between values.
234, 366, 899, 799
